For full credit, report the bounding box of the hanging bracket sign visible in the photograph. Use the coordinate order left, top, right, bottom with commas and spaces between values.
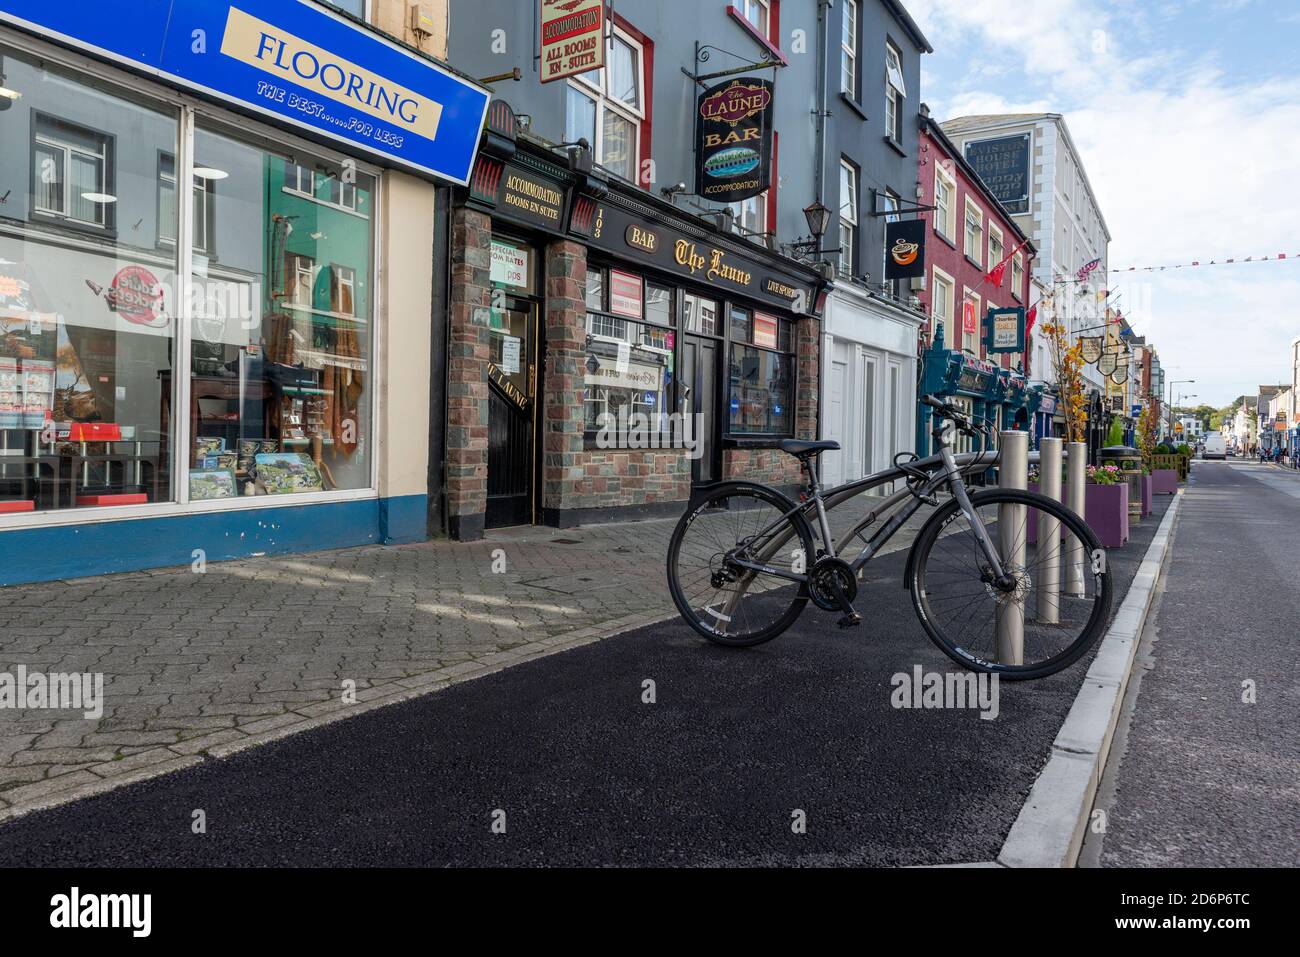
539, 0, 605, 83
694, 78, 774, 203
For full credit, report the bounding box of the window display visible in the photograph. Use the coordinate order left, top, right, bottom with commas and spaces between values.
0, 42, 376, 519
178, 123, 373, 497
729, 306, 794, 435
0, 45, 178, 511
583, 267, 674, 435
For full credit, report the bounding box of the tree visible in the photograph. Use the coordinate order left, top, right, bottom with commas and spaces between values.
1041, 319, 1087, 443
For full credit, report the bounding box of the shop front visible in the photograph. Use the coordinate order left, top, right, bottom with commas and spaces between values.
443, 103, 824, 539
819, 284, 922, 490
916, 322, 1002, 458
0, 1, 489, 583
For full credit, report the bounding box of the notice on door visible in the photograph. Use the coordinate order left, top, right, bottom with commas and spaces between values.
501, 335, 521, 374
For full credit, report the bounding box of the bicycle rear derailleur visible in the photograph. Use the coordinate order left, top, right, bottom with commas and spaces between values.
809, 556, 862, 628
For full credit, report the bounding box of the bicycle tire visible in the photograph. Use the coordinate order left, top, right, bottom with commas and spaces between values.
667, 482, 816, 648
908, 488, 1114, 680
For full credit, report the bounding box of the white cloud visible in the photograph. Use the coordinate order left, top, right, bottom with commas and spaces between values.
909, 0, 1300, 404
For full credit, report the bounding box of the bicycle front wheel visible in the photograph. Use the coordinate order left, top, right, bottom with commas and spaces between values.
909, 488, 1113, 680
667, 483, 815, 647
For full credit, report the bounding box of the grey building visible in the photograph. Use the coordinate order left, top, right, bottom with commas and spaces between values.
443, 0, 931, 498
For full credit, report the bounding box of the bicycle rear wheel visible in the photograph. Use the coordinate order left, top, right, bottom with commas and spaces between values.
908, 488, 1113, 679
667, 483, 815, 647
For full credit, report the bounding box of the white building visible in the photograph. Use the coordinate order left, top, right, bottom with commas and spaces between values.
940, 114, 1111, 394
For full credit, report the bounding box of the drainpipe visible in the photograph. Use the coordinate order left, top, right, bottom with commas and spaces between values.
814, 0, 830, 206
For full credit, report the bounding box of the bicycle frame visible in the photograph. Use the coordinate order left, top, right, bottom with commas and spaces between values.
723, 439, 1007, 589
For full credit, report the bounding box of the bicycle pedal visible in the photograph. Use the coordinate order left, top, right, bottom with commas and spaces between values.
836, 611, 863, 629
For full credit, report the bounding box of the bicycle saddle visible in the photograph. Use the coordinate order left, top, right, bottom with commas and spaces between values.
779, 439, 841, 458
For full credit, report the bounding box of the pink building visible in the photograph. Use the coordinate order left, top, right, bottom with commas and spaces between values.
917, 109, 1035, 374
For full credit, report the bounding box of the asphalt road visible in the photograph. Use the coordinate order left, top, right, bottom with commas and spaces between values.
0, 498, 1170, 867
1086, 461, 1300, 867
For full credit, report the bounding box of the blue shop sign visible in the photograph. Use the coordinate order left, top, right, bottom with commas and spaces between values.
0, 0, 490, 183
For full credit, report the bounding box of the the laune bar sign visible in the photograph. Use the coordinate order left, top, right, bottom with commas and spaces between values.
539, 0, 605, 83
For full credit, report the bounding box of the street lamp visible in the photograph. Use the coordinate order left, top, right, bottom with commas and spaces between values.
803, 200, 831, 241
1167, 378, 1194, 440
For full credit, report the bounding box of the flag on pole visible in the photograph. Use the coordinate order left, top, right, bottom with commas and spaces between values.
1077, 257, 1102, 282
982, 238, 1030, 289
1025, 302, 1038, 336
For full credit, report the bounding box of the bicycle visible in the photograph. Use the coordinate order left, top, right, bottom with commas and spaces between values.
666, 395, 1114, 680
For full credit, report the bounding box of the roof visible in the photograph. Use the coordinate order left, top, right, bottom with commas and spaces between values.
882, 0, 934, 54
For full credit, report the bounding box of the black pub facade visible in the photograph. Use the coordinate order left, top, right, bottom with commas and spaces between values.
439, 102, 826, 539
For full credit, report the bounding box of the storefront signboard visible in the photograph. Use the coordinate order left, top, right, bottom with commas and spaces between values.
579, 200, 816, 314
694, 78, 775, 203
539, 0, 605, 83
0, 0, 490, 183
985, 306, 1025, 354
495, 163, 567, 230
884, 220, 926, 281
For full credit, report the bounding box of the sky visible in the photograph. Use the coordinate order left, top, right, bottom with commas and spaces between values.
906, 0, 1300, 407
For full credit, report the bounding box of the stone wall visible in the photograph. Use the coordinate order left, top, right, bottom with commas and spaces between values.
444, 206, 491, 540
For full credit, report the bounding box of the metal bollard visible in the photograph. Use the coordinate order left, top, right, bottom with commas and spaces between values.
1036, 437, 1062, 624
1065, 441, 1087, 597
996, 430, 1028, 665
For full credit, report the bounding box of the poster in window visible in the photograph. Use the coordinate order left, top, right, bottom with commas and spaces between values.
609, 269, 643, 318
962, 300, 978, 335
753, 312, 778, 349
884, 220, 926, 281
694, 78, 774, 203
490, 241, 530, 289
539, 0, 605, 83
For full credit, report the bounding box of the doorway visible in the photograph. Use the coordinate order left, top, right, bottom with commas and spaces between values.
681, 334, 721, 484
486, 295, 539, 527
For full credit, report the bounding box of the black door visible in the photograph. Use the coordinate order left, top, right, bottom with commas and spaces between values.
486, 297, 537, 528
682, 335, 721, 484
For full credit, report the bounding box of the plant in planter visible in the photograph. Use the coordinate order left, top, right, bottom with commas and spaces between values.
1081, 465, 1129, 546
1087, 464, 1123, 485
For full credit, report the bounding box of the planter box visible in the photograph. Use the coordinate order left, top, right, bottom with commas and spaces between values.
1152, 469, 1179, 495
1026, 482, 1128, 548
1083, 482, 1129, 547
1141, 475, 1153, 516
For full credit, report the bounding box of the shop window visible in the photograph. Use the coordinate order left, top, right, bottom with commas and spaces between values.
583, 267, 674, 436
565, 25, 648, 185
729, 306, 794, 435
838, 159, 858, 279
2, 46, 175, 512
189, 122, 374, 496
31, 114, 114, 230
841, 0, 858, 99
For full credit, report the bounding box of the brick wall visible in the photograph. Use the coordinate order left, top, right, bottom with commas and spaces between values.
445, 206, 491, 540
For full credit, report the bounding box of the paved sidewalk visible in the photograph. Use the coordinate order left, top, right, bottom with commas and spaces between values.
0, 490, 930, 818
